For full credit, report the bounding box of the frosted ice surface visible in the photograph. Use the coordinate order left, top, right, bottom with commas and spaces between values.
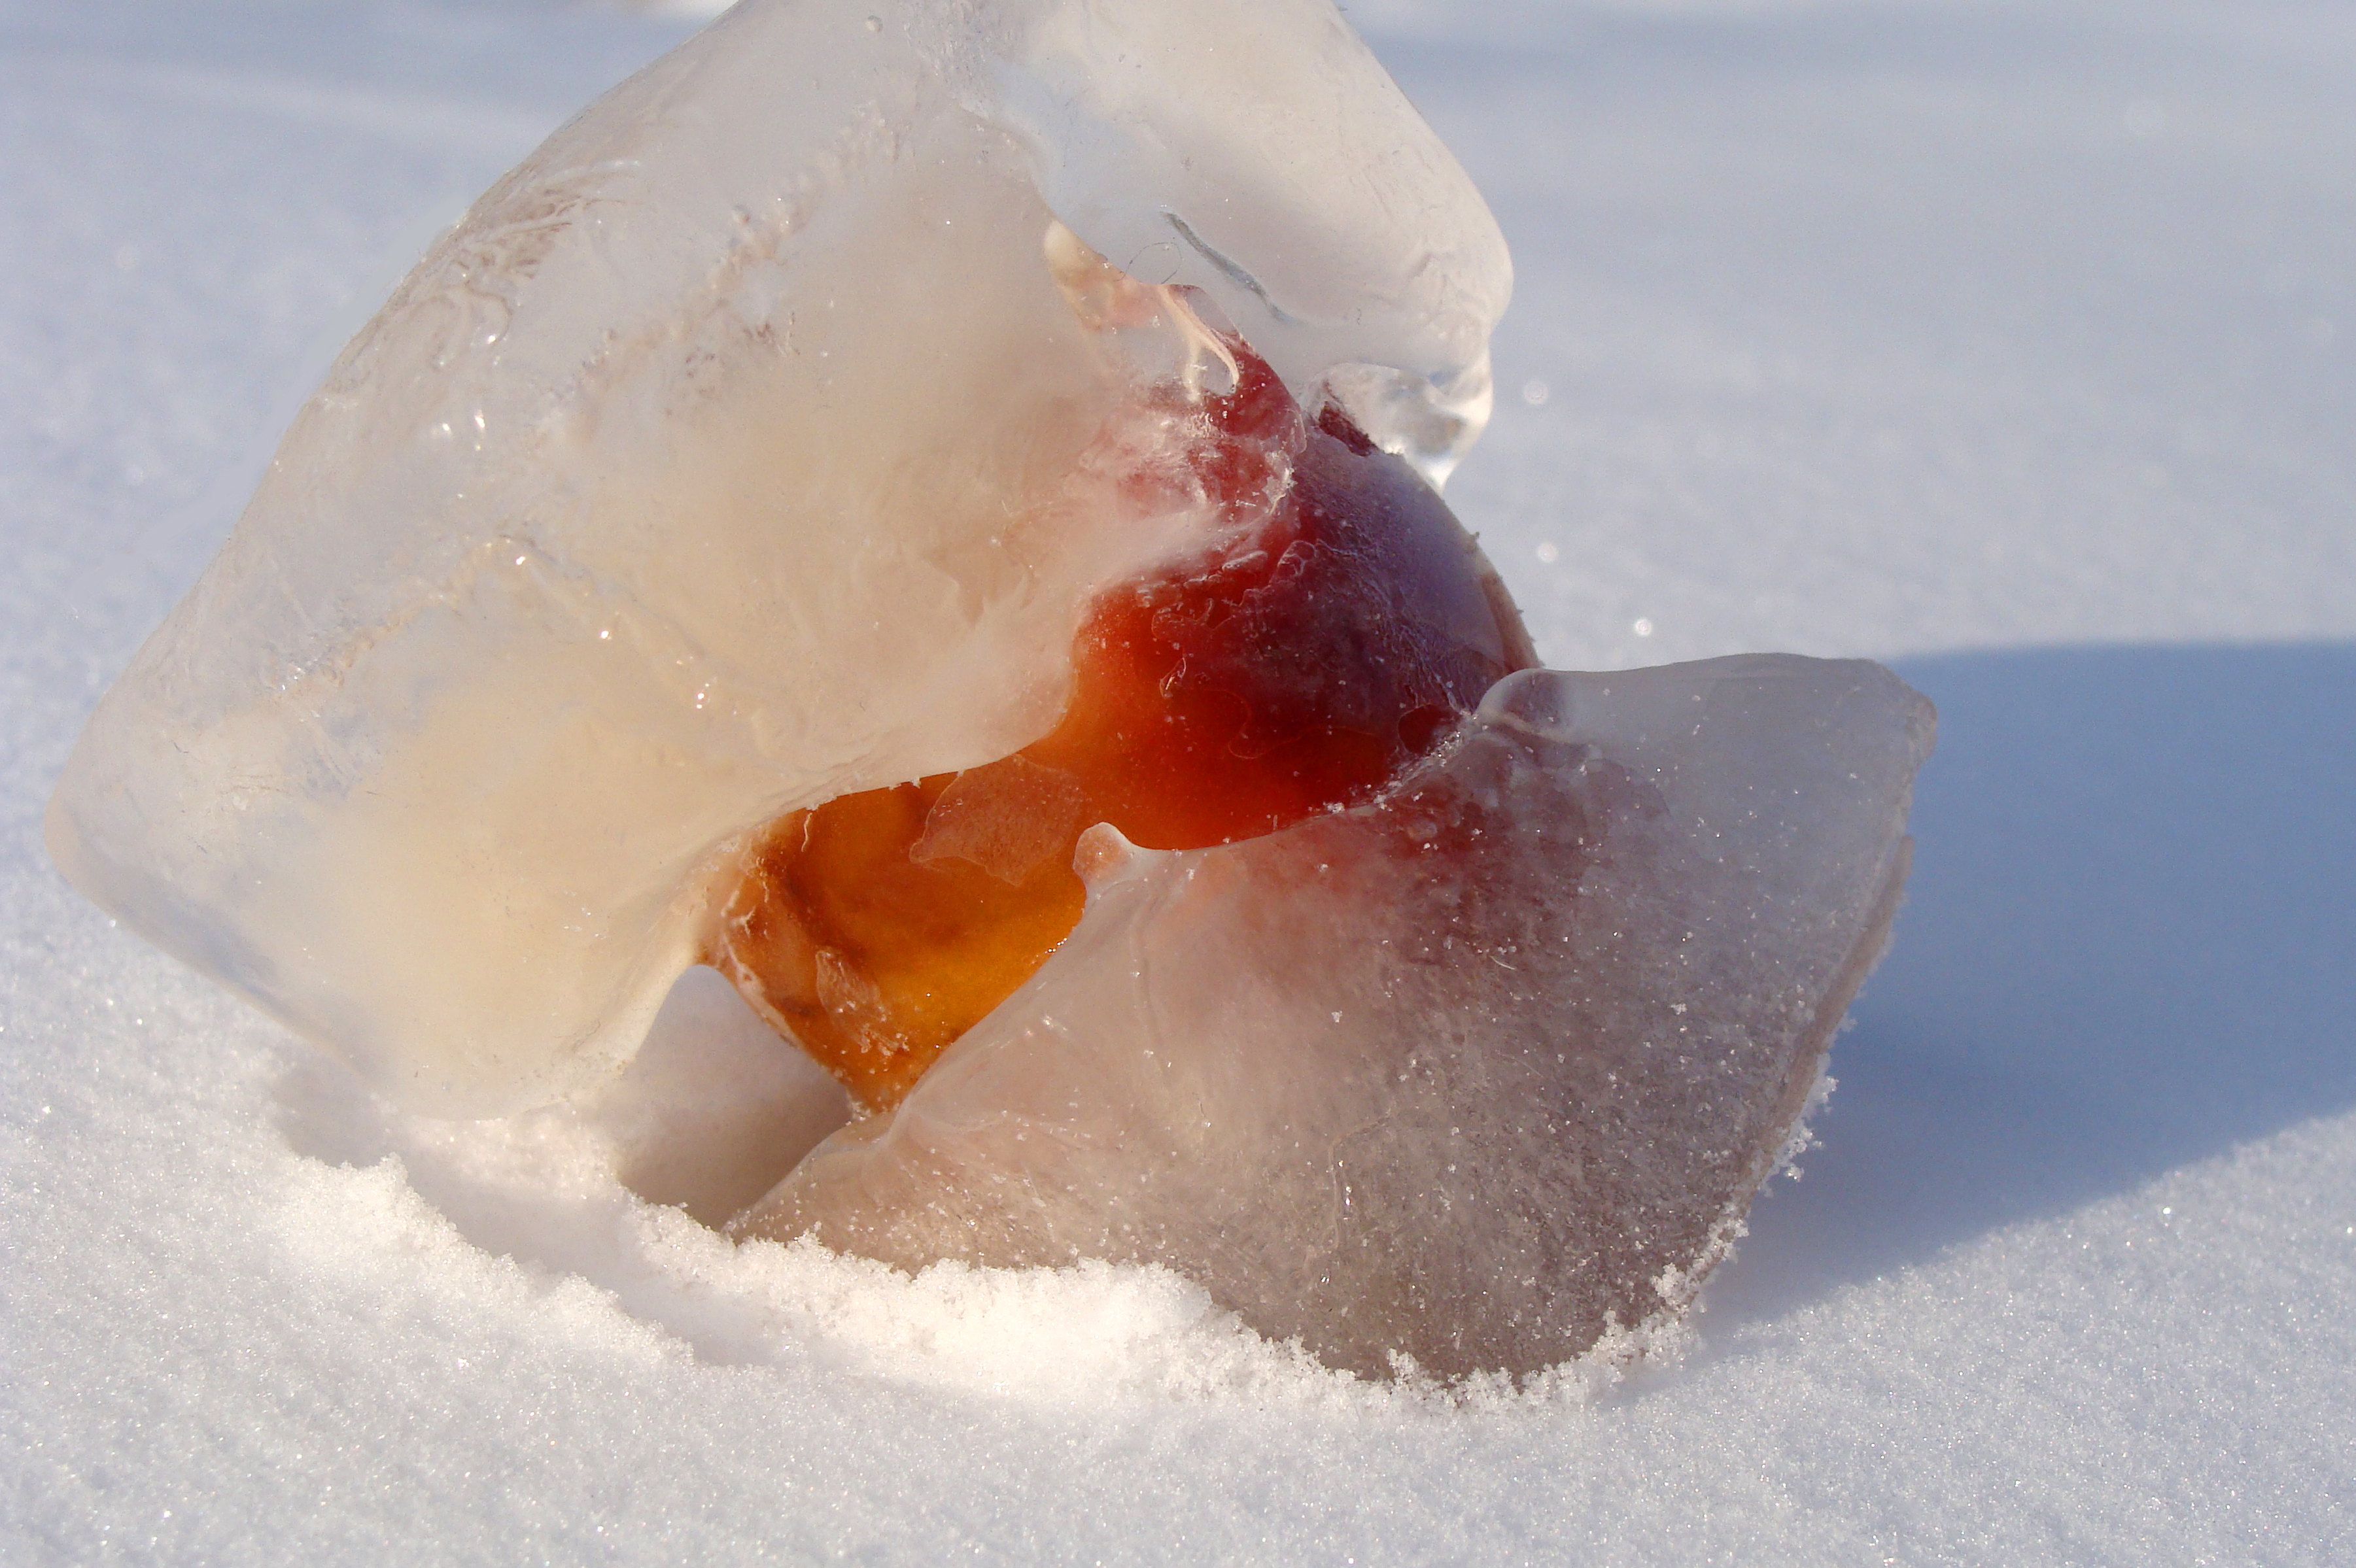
42, 0, 1508, 1115
737, 657, 1934, 1378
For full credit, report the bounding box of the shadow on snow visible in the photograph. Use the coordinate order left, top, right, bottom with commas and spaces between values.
1710, 639, 2356, 1325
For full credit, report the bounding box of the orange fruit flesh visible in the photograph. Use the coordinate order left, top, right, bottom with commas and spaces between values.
712, 778, 1091, 1112
710, 349, 1534, 1111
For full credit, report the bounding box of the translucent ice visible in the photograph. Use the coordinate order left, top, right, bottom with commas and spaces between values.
736, 658, 1934, 1379
42, 0, 1933, 1382
44, 0, 1509, 1115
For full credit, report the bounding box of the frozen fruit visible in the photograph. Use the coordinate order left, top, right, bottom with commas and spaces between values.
41, 0, 1933, 1382
712, 341, 1534, 1110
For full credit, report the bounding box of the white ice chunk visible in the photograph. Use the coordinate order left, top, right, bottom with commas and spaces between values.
44, 0, 1507, 1115
736, 657, 1935, 1380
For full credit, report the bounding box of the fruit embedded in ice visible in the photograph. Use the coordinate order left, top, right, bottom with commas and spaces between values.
710, 341, 1535, 1110
40, 0, 1511, 1116
35, 0, 1935, 1384
735, 657, 1935, 1379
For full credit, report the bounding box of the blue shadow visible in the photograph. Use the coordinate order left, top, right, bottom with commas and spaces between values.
1710, 641, 2356, 1321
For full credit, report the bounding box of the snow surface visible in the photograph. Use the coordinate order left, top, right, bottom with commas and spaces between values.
4, 0, 2353, 1561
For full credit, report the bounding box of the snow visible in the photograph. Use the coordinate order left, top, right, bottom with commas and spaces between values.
4, 0, 2353, 1561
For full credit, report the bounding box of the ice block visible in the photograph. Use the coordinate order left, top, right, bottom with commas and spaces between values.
46, 0, 1510, 1115
45, 0, 1933, 1380
736, 658, 1932, 1378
